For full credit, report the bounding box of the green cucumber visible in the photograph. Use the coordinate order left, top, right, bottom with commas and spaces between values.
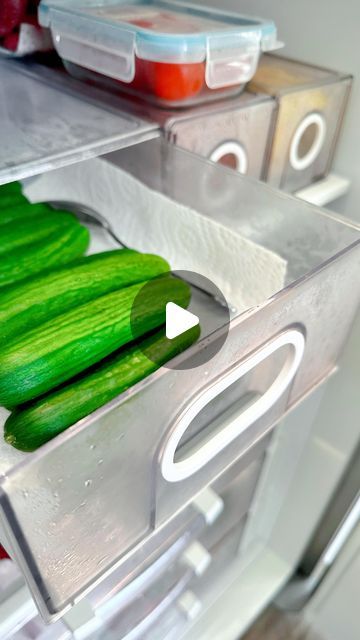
0, 182, 23, 198
0, 276, 190, 407
0, 223, 90, 290
0, 194, 28, 212
0, 209, 78, 255
0, 250, 169, 344
0, 183, 28, 212
4, 326, 200, 451
0, 202, 58, 227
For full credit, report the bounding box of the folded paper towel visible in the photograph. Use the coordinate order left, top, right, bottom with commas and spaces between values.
24, 157, 287, 312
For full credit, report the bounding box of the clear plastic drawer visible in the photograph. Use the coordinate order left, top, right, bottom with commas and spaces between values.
0, 139, 359, 621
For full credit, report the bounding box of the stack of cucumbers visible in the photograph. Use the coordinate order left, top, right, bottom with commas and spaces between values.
0, 182, 199, 452
0, 182, 90, 289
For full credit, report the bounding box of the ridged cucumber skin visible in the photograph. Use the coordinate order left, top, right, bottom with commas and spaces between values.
0, 202, 62, 226
0, 182, 22, 198
0, 195, 28, 214
0, 183, 27, 212
0, 276, 190, 407
0, 250, 169, 344
0, 224, 90, 290
4, 326, 200, 452
0, 209, 78, 255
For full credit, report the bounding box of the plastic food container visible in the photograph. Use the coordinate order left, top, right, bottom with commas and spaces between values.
39, 0, 281, 107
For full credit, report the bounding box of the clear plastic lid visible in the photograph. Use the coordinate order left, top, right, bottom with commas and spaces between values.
39, 0, 281, 88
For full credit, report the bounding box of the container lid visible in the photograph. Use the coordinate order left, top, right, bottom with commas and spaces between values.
39, 0, 281, 88
0, 59, 158, 185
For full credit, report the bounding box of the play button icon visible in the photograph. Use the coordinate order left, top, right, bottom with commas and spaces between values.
166, 302, 199, 340
130, 269, 231, 370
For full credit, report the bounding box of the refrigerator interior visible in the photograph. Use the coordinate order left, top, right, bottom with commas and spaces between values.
195, 1, 360, 638
0, 1, 360, 639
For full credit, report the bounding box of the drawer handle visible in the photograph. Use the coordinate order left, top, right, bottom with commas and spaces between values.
289, 112, 327, 171
210, 141, 248, 175
161, 328, 305, 482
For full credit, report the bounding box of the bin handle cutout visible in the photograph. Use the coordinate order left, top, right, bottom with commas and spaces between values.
161, 328, 305, 483
290, 113, 326, 171
210, 141, 248, 175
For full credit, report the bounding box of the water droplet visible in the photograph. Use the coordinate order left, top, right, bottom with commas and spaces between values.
98, 459, 103, 466
85, 479, 92, 488
53, 491, 59, 498
22, 489, 29, 498
90, 444, 96, 450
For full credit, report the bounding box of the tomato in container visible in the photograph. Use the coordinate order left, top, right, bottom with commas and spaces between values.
128, 57, 205, 102
39, 0, 280, 107
125, 13, 205, 101
142, 60, 205, 102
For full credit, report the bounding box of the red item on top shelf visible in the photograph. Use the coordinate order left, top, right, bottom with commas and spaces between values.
0, 0, 28, 37
0, 545, 10, 560
126, 57, 205, 103
142, 60, 205, 102
2, 30, 20, 50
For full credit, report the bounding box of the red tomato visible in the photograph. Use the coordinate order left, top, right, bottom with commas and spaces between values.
142, 60, 205, 102
128, 57, 149, 90
0, 0, 28, 37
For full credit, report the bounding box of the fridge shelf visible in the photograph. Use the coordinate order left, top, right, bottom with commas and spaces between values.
0, 59, 158, 186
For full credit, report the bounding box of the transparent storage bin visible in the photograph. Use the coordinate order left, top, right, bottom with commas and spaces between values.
146, 91, 277, 179
248, 54, 352, 192
0, 138, 359, 623
39, 0, 280, 107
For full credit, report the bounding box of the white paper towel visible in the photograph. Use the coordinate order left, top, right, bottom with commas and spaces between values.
24, 157, 287, 313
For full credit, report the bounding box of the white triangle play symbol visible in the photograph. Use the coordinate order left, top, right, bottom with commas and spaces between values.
166, 302, 199, 340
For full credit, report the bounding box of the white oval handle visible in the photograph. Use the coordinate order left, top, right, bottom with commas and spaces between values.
161, 329, 305, 483
290, 112, 326, 171
210, 141, 249, 175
